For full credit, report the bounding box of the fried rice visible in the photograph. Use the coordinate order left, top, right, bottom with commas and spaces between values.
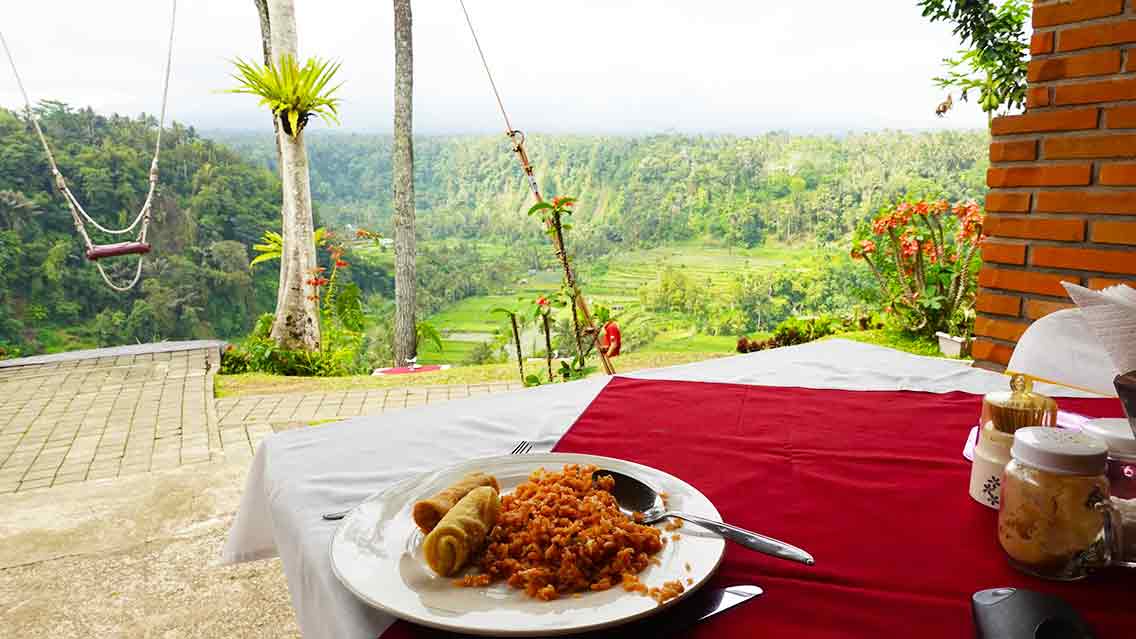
457, 464, 665, 601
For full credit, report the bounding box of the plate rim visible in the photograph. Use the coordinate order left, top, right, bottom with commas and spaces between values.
329, 452, 726, 637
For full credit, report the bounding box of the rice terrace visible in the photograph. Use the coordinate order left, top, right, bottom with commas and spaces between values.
2, 1, 1135, 638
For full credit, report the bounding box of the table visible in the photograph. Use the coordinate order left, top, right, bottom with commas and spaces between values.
221, 340, 1102, 638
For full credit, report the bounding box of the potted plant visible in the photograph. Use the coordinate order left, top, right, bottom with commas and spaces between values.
851, 199, 984, 355
935, 331, 967, 358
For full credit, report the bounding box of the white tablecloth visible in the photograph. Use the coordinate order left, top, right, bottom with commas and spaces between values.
221, 339, 1092, 638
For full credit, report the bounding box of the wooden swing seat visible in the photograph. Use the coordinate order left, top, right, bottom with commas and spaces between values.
86, 241, 152, 261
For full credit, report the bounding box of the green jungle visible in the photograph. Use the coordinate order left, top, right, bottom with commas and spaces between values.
0, 102, 989, 368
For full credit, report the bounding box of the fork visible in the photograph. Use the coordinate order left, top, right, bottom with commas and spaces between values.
321, 440, 532, 521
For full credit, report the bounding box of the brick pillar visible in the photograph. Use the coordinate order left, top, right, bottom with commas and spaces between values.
974, 0, 1136, 370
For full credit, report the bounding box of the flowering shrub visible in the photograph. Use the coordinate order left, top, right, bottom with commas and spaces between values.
851, 199, 984, 337
220, 313, 365, 376
224, 231, 370, 377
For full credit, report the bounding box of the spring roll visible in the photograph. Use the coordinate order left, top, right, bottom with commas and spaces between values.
413, 472, 500, 533
422, 486, 500, 577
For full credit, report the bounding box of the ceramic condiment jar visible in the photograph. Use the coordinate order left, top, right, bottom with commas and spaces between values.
969, 375, 1058, 509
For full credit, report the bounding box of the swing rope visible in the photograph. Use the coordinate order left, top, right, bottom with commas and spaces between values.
0, 0, 177, 291
457, 0, 615, 376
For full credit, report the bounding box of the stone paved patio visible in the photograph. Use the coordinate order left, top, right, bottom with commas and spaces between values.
0, 346, 220, 495
0, 343, 524, 495
214, 382, 523, 460
0, 343, 530, 637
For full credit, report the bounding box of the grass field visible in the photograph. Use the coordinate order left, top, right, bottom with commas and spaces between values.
216, 350, 732, 397
828, 329, 946, 358
418, 241, 801, 365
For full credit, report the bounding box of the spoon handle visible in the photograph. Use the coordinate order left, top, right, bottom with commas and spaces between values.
669, 511, 815, 566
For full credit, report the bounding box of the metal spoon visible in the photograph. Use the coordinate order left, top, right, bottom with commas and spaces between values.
595, 469, 815, 566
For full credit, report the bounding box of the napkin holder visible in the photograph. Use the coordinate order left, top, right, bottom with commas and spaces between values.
969, 375, 1058, 509
1116, 371, 1136, 437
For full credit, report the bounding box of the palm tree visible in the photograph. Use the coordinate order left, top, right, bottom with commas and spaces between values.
253, 0, 288, 317
392, 0, 417, 366
231, 0, 340, 351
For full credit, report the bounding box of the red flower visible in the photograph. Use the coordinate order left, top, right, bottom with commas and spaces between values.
335, 259, 348, 268
536, 296, 549, 306
900, 232, 919, 259
850, 239, 876, 260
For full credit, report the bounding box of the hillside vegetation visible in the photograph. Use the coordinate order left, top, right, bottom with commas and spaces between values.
0, 102, 990, 362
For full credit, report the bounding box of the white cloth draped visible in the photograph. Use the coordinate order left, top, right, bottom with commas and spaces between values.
221, 339, 1093, 638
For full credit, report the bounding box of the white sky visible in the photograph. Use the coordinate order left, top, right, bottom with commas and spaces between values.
0, 1, 995, 134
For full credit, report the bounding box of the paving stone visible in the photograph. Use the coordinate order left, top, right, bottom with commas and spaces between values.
52, 472, 87, 486
19, 477, 53, 490
0, 345, 530, 492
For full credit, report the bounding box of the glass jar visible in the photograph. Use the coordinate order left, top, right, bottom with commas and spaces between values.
1115, 371, 1136, 435
969, 376, 1058, 509
980, 375, 1058, 434
998, 428, 1116, 580
1082, 417, 1136, 500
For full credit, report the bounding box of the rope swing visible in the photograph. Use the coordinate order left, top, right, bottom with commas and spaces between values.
0, 0, 178, 291
458, 0, 615, 376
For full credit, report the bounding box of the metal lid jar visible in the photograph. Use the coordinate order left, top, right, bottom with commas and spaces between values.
997, 428, 1111, 580
981, 375, 1058, 433
969, 376, 1058, 509
1082, 417, 1136, 500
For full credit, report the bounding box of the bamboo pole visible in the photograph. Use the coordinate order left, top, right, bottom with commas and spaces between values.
508, 131, 615, 376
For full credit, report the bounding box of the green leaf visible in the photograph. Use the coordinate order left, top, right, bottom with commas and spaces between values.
416, 321, 443, 352
527, 202, 554, 216
248, 252, 279, 268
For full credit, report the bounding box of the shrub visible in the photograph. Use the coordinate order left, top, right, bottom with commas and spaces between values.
464, 340, 501, 366
220, 313, 367, 376
851, 199, 983, 337
735, 313, 879, 353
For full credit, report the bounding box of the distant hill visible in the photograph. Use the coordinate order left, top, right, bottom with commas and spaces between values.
0, 103, 283, 356
0, 102, 989, 358
213, 128, 991, 258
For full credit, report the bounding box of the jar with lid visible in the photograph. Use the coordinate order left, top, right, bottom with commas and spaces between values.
1082, 417, 1136, 500
998, 427, 1131, 580
969, 376, 1058, 509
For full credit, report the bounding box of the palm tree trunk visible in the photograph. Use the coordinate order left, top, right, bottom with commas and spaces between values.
266, 0, 321, 351
252, 0, 289, 319
392, 0, 416, 366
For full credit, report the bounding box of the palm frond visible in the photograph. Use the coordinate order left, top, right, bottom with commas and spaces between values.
224, 55, 344, 136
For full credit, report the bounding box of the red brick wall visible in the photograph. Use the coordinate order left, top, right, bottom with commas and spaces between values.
974, 0, 1136, 369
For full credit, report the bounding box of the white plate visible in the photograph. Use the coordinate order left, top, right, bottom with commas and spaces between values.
330, 453, 726, 636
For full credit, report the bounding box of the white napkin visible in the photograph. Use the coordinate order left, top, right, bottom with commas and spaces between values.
1063, 282, 1136, 376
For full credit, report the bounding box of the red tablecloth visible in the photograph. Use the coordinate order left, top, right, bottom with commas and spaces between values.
384, 378, 1131, 638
